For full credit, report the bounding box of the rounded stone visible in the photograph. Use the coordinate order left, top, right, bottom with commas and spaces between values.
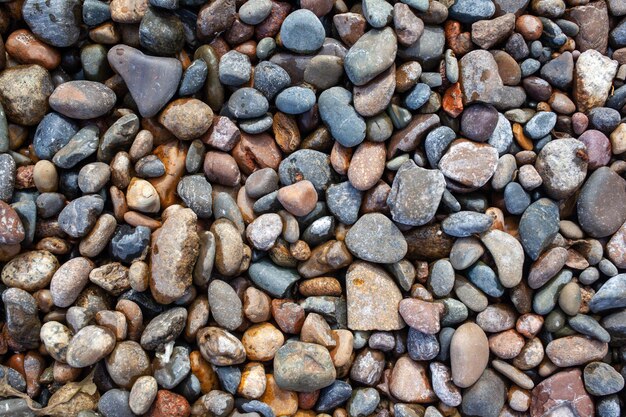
279, 9, 325, 54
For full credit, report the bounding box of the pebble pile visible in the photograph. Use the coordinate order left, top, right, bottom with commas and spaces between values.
0, 0, 625, 416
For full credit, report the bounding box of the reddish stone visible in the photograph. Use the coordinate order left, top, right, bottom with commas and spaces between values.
530, 369, 593, 417
146, 390, 190, 417
443, 83, 463, 118
444, 20, 473, 56
0, 201, 25, 245
232, 132, 282, 175
255, 1, 291, 40
271, 299, 305, 334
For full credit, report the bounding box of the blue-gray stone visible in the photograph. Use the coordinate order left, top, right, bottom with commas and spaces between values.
610, 18, 626, 47
248, 259, 300, 297
0, 365, 26, 392
23, 0, 81, 47
402, 0, 429, 11
467, 261, 504, 298
98, 113, 140, 162
461, 369, 506, 417
239, 113, 273, 134
404, 83, 431, 110
441, 211, 493, 237
488, 113, 513, 155
326, 181, 362, 225
252, 190, 280, 214
449, 0, 495, 23
135, 155, 165, 178
520, 58, 541, 76
98, 389, 134, 417
215, 366, 241, 395
33, 112, 79, 161
597, 395, 621, 417
345, 213, 407, 263
0, 399, 36, 417
278, 149, 334, 192
590, 274, 626, 313
153, 345, 191, 389
227, 88, 269, 119
58, 195, 104, 238
239, 0, 272, 25
504, 182, 530, 215
110, 225, 151, 264
425, 126, 456, 168
219, 51, 251, 86
540, 52, 573, 90
539, 17, 566, 48
435, 327, 455, 361
0, 153, 15, 202
584, 362, 624, 396
407, 328, 439, 360
439, 298, 468, 326
348, 388, 380, 417
36, 193, 66, 219
179, 59, 208, 96
524, 111, 556, 140
240, 400, 275, 417
318, 87, 366, 147
606, 84, 626, 110
253, 61, 291, 100
280, 9, 325, 54
569, 314, 611, 343
177, 175, 213, 219
12, 200, 36, 246
317, 380, 353, 412
362, 0, 393, 28
533, 269, 573, 315
302, 216, 335, 247
275, 87, 316, 115
519, 198, 559, 260
83, 0, 111, 26
138, 8, 185, 55
345, 28, 397, 85
399, 26, 444, 70
52, 125, 100, 169
588, 107, 621, 134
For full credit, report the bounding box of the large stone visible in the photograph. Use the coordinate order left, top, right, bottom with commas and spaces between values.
450, 322, 489, 388
387, 161, 445, 226
589, 274, 626, 312
564, 1, 609, 53
346, 261, 405, 331
344, 28, 397, 86
150, 208, 199, 304
22, 0, 81, 47
531, 369, 594, 417
439, 140, 499, 189
273, 341, 336, 392
577, 167, 626, 238
0, 65, 53, 126
345, 213, 407, 263
545, 335, 608, 367
108, 44, 182, 117
573, 49, 618, 112
535, 138, 588, 200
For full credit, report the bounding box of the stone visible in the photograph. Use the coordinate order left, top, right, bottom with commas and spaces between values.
58, 195, 104, 238
273, 341, 335, 392
461, 369, 506, 417
545, 335, 608, 367
208, 280, 243, 331
449, 0, 495, 23
387, 161, 445, 226
280, 9, 325, 54
159, 98, 213, 141
140, 308, 187, 351
480, 229, 524, 288
2, 250, 58, 292
346, 261, 404, 331
399, 299, 444, 334
577, 167, 626, 238
275, 86, 316, 115
589, 274, 626, 312
583, 362, 624, 396
345, 213, 407, 263
519, 198, 559, 260
574, 50, 618, 112
22, 0, 81, 47
227, 88, 269, 119
471, 13, 515, 49
318, 87, 366, 147
535, 138, 587, 200
344, 28, 397, 86
531, 369, 593, 417
108, 44, 182, 117
450, 322, 489, 388
129, 376, 158, 415
0, 65, 53, 126
389, 356, 436, 403
105, 341, 151, 388
150, 208, 199, 304
66, 325, 116, 368
439, 140, 499, 188
49, 81, 116, 120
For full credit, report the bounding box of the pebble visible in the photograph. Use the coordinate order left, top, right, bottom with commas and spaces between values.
345, 213, 407, 263
346, 261, 404, 331
129, 376, 158, 415
545, 335, 608, 367
583, 362, 624, 396
49, 81, 116, 120
535, 138, 587, 199
279, 10, 324, 54
461, 369, 506, 417
387, 161, 445, 226
159, 98, 213, 141
318, 87, 366, 147
275, 87, 316, 115
344, 28, 397, 86
577, 167, 626, 238
450, 322, 489, 388
439, 139, 499, 189
273, 341, 335, 392
66, 325, 116, 368
108, 44, 182, 118
228, 88, 269, 119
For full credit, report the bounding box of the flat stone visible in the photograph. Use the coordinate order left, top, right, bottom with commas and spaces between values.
344, 28, 397, 86
49, 81, 116, 120
461, 369, 506, 417
279, 9, 325, 54
345, 213, 407, 263
66, 325, 116, 368
108, 44, 182, 118
439, 139, 499, 188
273, 341, 336, 392
150, 208, 199, 304
535, 138, 587, 200
389, 356, 436, 403
22, 0, 81, 47
577, 167, 626, 238
387, 161, 445, 226
545, 335, 608, 367
450, 322, 489, 388
589, 274, 626, 312
518, 198, 560, 260
583, 362, 624, 396
346, 261, 405, 331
